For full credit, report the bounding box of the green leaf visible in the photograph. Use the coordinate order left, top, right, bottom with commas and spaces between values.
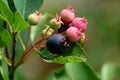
101, 63, 120, 80
1, 60, 9, 80
35, 48, 58, 60
0, 73, 3, 80
63, 42, 87, 56
14, 29, 30, 63
0, 28, 12, 47
7, 0, 17, 13
37, 42, 87, 64
37, 47, 86, 64
30, 13, 54, 42
13, 11, 29, 31
14, 0, 44, 19
0, 55, 2, 66
53, 62, 100, 80
0, 49, 9, 80
46, 56, 86, 64
0, 18, 4, 29
0, 55, 3, 80
0, 0, 14, 25
14, 67, 24, 80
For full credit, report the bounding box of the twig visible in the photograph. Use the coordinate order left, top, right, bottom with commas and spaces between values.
25, 27, 31, 49
11, 32, 17, 69
5, 47, 10, 60
18, 35, 26, 51
4, 47, 11, 72
0, 51, 11, 66
15, 36, 48, 69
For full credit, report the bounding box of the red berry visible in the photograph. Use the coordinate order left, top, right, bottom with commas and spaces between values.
60, 7, 75, 24
72, 17, 88, 32
66, 27, 81, 42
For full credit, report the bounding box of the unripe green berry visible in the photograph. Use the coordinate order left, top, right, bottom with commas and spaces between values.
50, 18, 61, 29
79, 33, 87, 45
42, 27, 54, 36
28, 11, 40, 25
49, 15, 63, 29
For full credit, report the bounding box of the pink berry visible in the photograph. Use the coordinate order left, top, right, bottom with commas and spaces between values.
60, 7, 75, 24
72, 17, 88, 32
66, 27, 81, 42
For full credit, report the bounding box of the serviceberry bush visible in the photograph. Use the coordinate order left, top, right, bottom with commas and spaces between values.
0, 0, 119, 80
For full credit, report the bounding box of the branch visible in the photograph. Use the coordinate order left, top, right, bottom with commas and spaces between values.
9, 32, 17, 80
18, 35, 26, 51
15, 36, 48, 69
5, 47, 10, 60
11, 32, 17, 68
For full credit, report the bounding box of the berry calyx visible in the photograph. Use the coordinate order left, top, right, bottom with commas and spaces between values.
50, 14, 63, 29
66, 27, 81, 42
28, 11, 40, 25
79, 33, 87, 45
72, 17, 88, 32
60, 6, 75, 24
46, 34, 67, 54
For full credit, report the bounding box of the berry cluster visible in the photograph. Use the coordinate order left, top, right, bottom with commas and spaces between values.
44, 6, 88, 54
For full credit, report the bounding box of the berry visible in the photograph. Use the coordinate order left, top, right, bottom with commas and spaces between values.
79, 33, 87, 45
28, 11, 40, 25
66, 27, 81, 42
42, 26, 53, 36
60, 7, 75, 24
72, 17, 88, 32
58, 23, 70, 33
46, 34, 67, 54
50, 17, 62, 29
50, 15, 63, 29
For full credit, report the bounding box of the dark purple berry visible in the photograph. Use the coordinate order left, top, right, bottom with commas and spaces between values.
46, 34, 67, 54
58, 23, 70, 33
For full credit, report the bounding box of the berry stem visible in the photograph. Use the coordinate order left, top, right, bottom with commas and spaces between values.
25, 27, 31, 49
44, 25, 51, 37
14, 36, 48, 69
18, 34, 26, 51
4, 47, 11, 74
76, 42, 87, 56
5, 47, 10, 60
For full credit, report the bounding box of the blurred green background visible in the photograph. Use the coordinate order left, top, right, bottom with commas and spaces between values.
17, 0, 120, 80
